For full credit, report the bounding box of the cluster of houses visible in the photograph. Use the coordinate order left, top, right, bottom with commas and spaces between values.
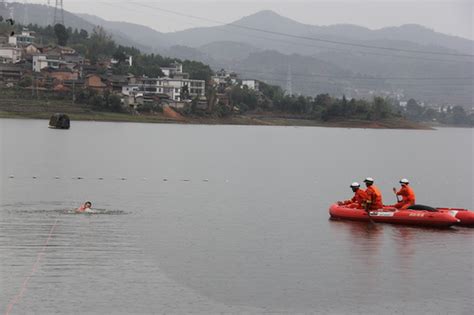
0, 28, 112, 93
0, 28, 262, 112
122, 62, 208, 110
122, 66, 261, 111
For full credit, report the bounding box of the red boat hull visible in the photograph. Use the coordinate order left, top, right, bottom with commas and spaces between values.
329, 204, 459, 228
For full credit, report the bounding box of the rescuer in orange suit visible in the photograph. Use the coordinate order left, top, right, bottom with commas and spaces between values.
338, 182, 369, 209
363, 177, 384, 210
392, 178, 416, 209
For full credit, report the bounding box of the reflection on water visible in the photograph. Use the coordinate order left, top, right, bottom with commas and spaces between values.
1, 119, 473, 314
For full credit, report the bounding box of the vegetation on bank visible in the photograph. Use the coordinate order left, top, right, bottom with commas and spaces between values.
218, 83, 472, 126
402, 98, 472, 126
0, 94, 429, 129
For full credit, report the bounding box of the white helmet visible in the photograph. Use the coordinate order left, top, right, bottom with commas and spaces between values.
350, 182, 360, 188
400, 178, 409, 184
364, 177, 374, 183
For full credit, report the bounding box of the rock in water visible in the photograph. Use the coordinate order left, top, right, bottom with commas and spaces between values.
49, 113, 70, 129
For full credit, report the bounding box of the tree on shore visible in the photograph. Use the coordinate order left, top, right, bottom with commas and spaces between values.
182, 60, 213, 82
371, 96, 391, 120
405, 98, 424, 121
54, 23, 69, 46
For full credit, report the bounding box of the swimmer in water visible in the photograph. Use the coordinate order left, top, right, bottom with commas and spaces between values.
77, 201, 92, 213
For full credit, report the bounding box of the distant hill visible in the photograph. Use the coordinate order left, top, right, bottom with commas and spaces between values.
163, 45, 214, 65
198, 41, 261, 65
234, 49, 473, 106
170, 11, 474, 106
159, 10, 473, 105
373, 24, 473, 54
77, 13, 170, 52
4, 3, 471, 56
166, 10, 473, 56
2, 3, 472, 106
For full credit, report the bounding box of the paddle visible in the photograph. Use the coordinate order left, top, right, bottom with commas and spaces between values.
365, 201, 376, 225
393, 187, 401, 202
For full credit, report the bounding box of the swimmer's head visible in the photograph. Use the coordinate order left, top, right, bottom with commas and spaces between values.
85, 201, 92, 208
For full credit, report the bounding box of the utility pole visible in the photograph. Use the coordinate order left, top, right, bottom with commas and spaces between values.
286, 63, 293, 96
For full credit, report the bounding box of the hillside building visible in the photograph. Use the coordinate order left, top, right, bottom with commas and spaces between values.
123, 77, 205, 102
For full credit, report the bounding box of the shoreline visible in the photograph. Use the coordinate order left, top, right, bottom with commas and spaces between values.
0, 93, 449, 130
0, 94, 436, 130
0, 110, 434, 130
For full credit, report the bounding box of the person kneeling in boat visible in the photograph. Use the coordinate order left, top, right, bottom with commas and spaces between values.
364, 177, 384, 210
77, 201, 92, 213
391, 178, 416, 209
338, 182, 369, 209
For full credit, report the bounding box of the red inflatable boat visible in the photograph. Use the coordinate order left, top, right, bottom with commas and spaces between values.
329, 204, 460, 228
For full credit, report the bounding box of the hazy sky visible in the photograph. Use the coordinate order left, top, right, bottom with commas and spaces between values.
26, 0, 473, 40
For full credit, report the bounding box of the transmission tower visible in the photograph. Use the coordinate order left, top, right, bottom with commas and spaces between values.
53, 0, 64, 25
286, 63, 293, 96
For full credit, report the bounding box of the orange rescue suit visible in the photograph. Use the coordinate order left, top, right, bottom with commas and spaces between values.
394, 185, 416, 209
343, 189, 369, 208
365, 185, 383, 210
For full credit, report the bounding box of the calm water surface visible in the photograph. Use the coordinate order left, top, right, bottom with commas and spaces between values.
0, 119, 473, 314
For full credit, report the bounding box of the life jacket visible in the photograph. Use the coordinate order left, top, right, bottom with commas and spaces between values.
352, 189, 369, 205
366, 185, 383, 209
398, 185, 416, 204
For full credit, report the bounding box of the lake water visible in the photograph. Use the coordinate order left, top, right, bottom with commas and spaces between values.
0, 118, 473, 314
